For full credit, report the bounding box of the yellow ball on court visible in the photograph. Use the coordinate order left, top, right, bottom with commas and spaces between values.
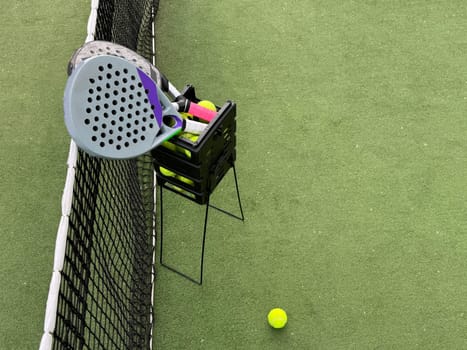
267, 308, 287, 329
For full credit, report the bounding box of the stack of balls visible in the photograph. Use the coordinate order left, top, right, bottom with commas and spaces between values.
159, 100, 218, 193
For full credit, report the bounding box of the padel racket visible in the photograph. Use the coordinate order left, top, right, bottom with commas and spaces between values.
64, 41, 218, 159
68, 41, 217, 122
65, 54, 185, 159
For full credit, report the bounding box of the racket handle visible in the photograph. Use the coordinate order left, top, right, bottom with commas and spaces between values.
188, 102, 217, 122
172, 96, 217, 122
184, 119, 208, 135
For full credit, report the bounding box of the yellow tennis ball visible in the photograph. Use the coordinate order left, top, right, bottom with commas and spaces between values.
180, 112, 192, 119
189, 134, 199, 142
177, 134, 199, 158
170, 184, 184, 193
267, 308, 287, 329
174, 145, 190, 158
159, 166, 176, 177
176, 175, 194, 186
161, 141, 177, 152
198, 100, 217, 112
180, 133, 199, 142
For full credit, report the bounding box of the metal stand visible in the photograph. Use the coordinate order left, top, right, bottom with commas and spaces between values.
158, 165, 244, 285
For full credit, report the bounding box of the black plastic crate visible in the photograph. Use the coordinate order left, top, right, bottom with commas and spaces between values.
156, 152, 235, 204
151, 85, 236, 167
155, 147, 236, 195
152, 85, 237, 204
153, 138, 235, 180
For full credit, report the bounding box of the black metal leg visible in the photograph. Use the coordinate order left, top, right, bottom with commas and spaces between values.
198, 196, 210, 285
232, 164, 245, 221
159, 185, 208, 285
209, 164, 245, 222
159, 184, 164, 265
158, 163, 244, 285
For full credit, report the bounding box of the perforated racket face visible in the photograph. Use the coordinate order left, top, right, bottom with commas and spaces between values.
68, 41, 158, 81
64, 55, 182, 159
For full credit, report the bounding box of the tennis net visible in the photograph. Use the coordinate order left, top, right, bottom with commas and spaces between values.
40, 0, 159, 349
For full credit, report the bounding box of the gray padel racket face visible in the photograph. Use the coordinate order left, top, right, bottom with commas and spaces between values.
64, 55, 183, 159
67, 41, 161, 84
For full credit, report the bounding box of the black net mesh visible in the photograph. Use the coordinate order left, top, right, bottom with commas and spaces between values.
51, 0, 159, 349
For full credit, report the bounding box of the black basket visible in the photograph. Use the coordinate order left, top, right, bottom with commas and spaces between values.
152, 86, 236, 204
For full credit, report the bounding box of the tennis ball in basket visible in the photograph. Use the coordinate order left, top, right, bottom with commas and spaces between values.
161, 141, 177, 152
171, 184, 185, 194
267, 308, 287, 329
189, 134, 199, 142
159, 166, 176, 177
179, 134, 198, 158
198, 100, 217, 112
173, 145, 191, 158
181, 112, 192, 119
177, 175, 194, 186
180, 132, 199, 142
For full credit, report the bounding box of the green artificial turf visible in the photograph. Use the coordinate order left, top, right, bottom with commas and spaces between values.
2, 1, 467, 349
154, 1, 467, 349
0, 1, 89, 348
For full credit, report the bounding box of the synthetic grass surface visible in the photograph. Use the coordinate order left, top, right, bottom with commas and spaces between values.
154, 1, 467, 349
0, 1, 89, 348
2, 1, 467, 349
